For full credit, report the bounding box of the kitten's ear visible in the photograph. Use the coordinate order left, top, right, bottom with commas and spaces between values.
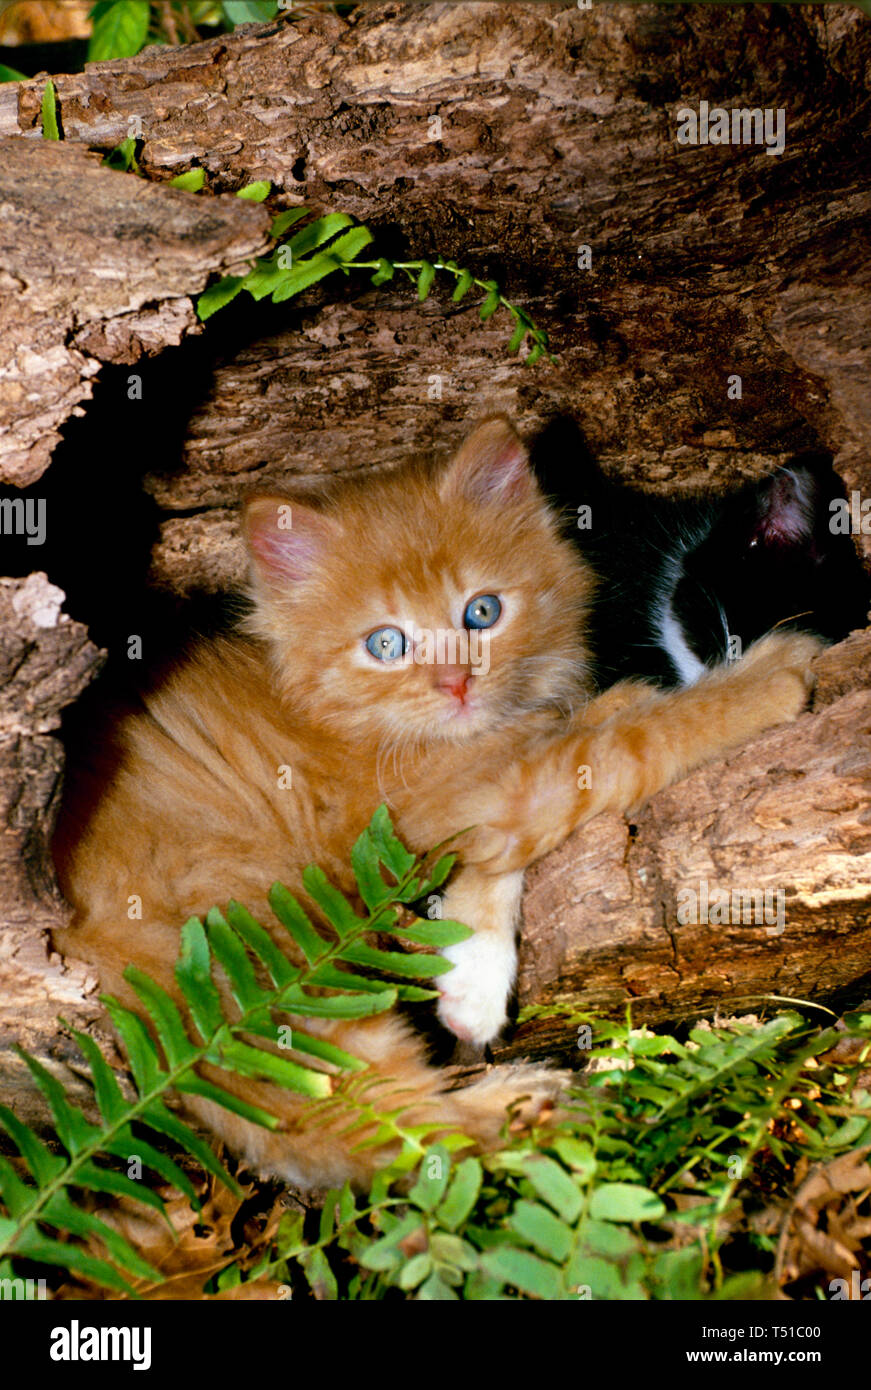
439, 417, 533, 505
752, 456, 831, 547
243, 494, 339, 584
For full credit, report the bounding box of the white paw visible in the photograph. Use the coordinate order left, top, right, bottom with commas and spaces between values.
436, 933, 516, 1046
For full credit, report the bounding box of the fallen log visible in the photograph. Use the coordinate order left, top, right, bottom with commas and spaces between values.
0, 3, 869, 1108
499, 631, 871, 1063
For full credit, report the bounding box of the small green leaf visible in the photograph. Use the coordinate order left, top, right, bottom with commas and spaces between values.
588, 1183, 666, 1224
174, 1073, 279, 1132
429, 1232, 477, 1271
41, 80, 59, 141
17, 1052, 99, 1157
360, 1214, 425, 1270
0, 1155, 33, 1217
102, 137, 138, 172
302, 866, 363, 938
408, 1145, 451, 1211
417, 260, 436, 301
306, 962, 391, 995
519, 1155, 583, 1223
103, 1131, 199, 1204
241, 254, 288, 302
0, 1104, 65, 1187
350, 828, 393, 912
479, 283, 500, 322
284, 1028, 367, 1073
226, 899, 298, 987
0, 64, 28, 83
197, 275, 246, 322
418, 1270, 459, 1300
507, 1200, 572, 1262
508, 317, 526, 354
88, 0, 149, 62
102, 998, 163, 1094
480, 1246, 566, 1300
371, 257, 395, 286
567, 1251, 647, 1301
170, 168, 205, 192
399, 1252, 433, 1289
279, 985, 397, 1019
141, 1099, 241, 1193
210, 1038, 332, 1098
328, 226, 374, 264
174, 917, 225, 1039
271, 207, 309, 238
418, 853, 456, 893
237, 179, 272, 202
205, 907, 265, 1012
14, 1225, 134, 1295
269, 882, 329, 963
67, 1030, 129, 1127
223, 0, 279, 24
387, 918, 472, 948
126, 968, 198, 1068
452, 268, 474, 301
339, 941, 452, 978
550, 1136, 596, 1180
288, 213, 354, 259
270, 252, 343, 302
45, 1185, 164, 1277
368, 804, 416, 880
436, 1157, 482, 1230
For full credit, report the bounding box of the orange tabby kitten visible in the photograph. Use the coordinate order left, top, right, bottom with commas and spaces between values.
54, 418, 820, 1189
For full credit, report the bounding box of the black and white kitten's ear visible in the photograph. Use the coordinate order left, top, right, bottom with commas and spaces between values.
243, 494, 340, 585
751, 451, 834, 548
439, 417, 533, 504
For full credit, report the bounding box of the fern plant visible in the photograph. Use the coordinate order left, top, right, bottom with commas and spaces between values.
227, 1008, 871, 1300
91, 143, 551, 358
195, 197, 553, 362
0, 806, 470, 1296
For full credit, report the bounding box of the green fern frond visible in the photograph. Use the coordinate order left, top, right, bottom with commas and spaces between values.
0, 806, 467, 1294
230, 1008, 871, 1301
196, 207, 553, 361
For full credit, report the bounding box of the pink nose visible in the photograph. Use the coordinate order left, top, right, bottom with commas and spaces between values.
437, 669, 472, 703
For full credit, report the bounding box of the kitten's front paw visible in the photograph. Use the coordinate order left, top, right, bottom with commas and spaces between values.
436, 933, 516, 1046
740, 631, 823, 720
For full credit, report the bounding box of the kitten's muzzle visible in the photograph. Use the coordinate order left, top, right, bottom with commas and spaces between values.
436, 667, 473, 705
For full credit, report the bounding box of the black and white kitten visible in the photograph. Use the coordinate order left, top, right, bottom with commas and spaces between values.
532, 419, 869, 691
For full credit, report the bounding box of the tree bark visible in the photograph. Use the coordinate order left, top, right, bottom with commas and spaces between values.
0, 575, 106, 1124
497, 631, 871, 1062
0, 3, 869, 1104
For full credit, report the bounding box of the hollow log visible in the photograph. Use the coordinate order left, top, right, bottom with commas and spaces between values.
0, 3, 870, 1107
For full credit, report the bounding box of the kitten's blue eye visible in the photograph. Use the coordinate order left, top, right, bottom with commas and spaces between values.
463, 594, 502, 630
366, 627, 407, 661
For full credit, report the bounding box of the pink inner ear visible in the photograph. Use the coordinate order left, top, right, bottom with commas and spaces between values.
445, 418, 532, 504
471, 440, 529, 502
245, 499, 333, 583
757, 471, 814, 546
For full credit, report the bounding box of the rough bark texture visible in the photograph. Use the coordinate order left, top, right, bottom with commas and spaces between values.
0, 138, 270, 485
0, 4, 869, 1102
0, 575, 106, 1123
497, 631, 871, 1062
